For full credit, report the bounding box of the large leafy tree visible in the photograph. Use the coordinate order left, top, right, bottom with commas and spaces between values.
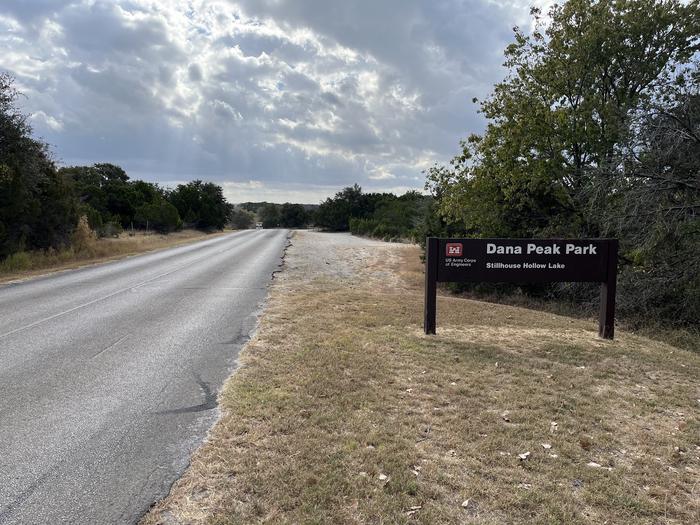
315, 184, 375, 231
278, 203, 309, 228
169, 180, 229, 230
599, 63, 700, 321
426, 0, 700, 325
428, 0, 699, 237
0, 74, 77, 258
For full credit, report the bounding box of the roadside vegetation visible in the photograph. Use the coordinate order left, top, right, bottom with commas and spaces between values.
1, 73, 235, 268
425, 0, 700, 331
143, 232, 699, 524
1, 73, 319, 278
0, 227, 225, 283
311, 0, 700, 337
315, 184, 437, 243
241, 201, 315, 229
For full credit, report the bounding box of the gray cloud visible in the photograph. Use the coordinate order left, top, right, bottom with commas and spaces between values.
0, 0, 532, 202
1, 0, 68, 24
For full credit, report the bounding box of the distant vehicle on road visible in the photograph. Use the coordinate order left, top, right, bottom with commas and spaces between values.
255, 222, 263, 229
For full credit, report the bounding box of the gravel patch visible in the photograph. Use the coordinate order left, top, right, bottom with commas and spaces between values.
280, 231, 411, 288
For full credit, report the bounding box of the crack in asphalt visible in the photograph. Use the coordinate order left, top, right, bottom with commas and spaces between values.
156, 373, 217, 415
90, 334, 130, 359
0, 464, 61, 524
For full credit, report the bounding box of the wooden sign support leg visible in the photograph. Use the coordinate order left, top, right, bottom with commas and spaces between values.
424, 237, 438, 335
598, 240, 619, 340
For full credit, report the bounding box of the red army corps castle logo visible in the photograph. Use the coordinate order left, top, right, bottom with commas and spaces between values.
445, 243, 463, 257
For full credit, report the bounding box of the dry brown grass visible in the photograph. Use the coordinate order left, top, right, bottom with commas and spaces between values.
0, 229, 229, 284
143, 238, 700, 525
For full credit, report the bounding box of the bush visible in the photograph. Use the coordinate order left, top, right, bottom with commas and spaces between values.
100, 221, 124, 238
0, 251, 31, 272
71, 215, 97, 256
279, 203, 309, 228
79, 203, 103, 233
230, 208, 255, 229
135, 200, 182, 233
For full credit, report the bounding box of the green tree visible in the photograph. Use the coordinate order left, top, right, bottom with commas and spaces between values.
230, 208, 255, 229
279, 203, 309, 228
259, 203, 280, 228
315, 184, 373, 231
60, 165, 108, 226
0, 73, 77, 258
425, 0, 700, 326
427, 0, 700, 237
134, 199, 182, 233
59, 163, 165, 233
169, 180, 229, 230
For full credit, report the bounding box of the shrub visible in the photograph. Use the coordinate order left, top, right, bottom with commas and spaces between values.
230, 208, 255, 229
99, 221, 123, 238
135, 200, 182, 233
72, 215, 97, 256
0, 251, 31, 272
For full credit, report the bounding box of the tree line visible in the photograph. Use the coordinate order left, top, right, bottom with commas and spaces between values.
239, 202, 315, 229
59, 164, 231, 235
313, 184, 437, 242
1, 73, 260, 261
239, 191, 434, 237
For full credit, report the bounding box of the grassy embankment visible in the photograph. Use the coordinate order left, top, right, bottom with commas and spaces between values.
144, 239, 699, 524
0, 229, 229, 283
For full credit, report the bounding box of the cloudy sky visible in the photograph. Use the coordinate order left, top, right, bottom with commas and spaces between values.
0, 0, 541, 203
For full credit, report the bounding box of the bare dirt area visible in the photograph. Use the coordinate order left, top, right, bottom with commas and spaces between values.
278, 231, 408, 289
143, 230, 700, 525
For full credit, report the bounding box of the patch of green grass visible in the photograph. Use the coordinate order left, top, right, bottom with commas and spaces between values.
0, 251, 32, 271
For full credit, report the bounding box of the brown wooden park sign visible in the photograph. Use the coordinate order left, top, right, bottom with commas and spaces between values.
424, 238, 619, 339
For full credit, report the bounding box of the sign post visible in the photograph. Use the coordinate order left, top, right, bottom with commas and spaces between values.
598, 240, 618, 339
424, 237, 438, 335
424, 238, 619, 339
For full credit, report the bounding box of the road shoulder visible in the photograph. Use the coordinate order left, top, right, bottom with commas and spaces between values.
142, 231, 700, 524
0, 229, 233, 285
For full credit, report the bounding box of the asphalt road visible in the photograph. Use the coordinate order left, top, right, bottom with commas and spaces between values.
0, 229, 289, 524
